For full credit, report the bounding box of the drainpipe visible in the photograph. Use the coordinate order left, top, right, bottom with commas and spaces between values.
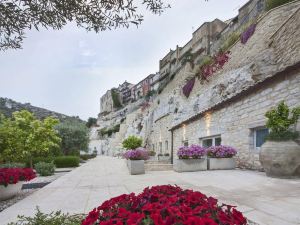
171, 130, 174, 164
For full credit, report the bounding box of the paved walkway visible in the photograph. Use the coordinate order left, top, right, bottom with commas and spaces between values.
1, 156, 300, 225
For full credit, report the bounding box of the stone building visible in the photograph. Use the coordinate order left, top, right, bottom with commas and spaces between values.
97, 0, 300, 170
118, 81, 134, 104
148, 1, 300, 168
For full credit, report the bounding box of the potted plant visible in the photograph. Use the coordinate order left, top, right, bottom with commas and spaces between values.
123, 148, 149, 175
0, 167, 36, 201
207, 145, 237, 170
259, 101, 300, 178
174, 145, 207, 172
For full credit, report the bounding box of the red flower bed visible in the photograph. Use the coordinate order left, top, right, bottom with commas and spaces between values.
82, 185, 247, 225
0, 168, 36, 187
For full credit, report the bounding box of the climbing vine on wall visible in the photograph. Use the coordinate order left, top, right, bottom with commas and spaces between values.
111, 89, 122, 108
240, 24, 256, 44
196, 51, 230, 82
182, 77, 196, 98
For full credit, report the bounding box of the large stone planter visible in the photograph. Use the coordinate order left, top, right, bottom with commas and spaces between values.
208, 158, 236, 170
0, 182, 23, 201
127, 160, 145, 175
259, 140, 300, 178
174, 159, 207, 172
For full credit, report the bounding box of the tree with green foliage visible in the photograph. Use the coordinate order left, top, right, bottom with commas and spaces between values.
266, 0, 294, 10
86, 117, 97, 128
265, 101, 300, 141
122, 135, 143, 150
0, 0, 169, 51
0, 110, 61, 167
56, 121, 89, 155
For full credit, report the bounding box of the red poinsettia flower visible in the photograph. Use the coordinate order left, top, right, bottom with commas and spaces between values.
82, 185, 248, 225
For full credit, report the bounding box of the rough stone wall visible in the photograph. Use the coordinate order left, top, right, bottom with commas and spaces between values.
100, 90, 113, 113
173, 69, 300, 170
96, 1, 300, 169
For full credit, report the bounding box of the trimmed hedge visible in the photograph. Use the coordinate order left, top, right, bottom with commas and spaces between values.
80, 154, 97, 161
54, 156, 80, 168
24, 156, 80, 168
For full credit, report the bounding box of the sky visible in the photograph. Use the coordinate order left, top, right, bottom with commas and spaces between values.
0, 0, 248, 120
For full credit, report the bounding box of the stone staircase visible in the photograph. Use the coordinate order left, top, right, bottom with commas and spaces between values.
145, 160, 173, 171
109, 112, 138, 155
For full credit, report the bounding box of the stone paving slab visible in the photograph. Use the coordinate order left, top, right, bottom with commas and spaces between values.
0, 156, 300, 225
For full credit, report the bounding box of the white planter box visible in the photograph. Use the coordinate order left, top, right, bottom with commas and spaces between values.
0, 182, 23, 201
127, 160, 145, 175
208, 158, 236, 170
174, 159, 207, 172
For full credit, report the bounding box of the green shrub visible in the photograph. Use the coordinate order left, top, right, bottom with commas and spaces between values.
220, 32, 240, 52
80, 154, 96, 161
266, 0, 294, 10
111, 89, 122, 108
35, 162, 55, 176
7, 207, 83, 225
122, 136, 143, 150
54, 156, 80, 168
24, 157, 54, 168
113, 124, 120, 133
265, 101, 300, 141
0, 162, 26, 168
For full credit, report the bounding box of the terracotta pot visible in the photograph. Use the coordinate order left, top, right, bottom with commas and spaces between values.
259, 140, 300, 178
0, 182, 23, 201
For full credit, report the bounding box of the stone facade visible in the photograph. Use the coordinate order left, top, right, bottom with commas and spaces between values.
100, 90, 114, 113
96, 0, 300, 170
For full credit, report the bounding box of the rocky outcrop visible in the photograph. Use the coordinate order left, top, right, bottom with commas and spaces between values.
0, 97, 84, 123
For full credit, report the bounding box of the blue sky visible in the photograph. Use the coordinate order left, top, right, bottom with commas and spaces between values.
0, 0, 248, 120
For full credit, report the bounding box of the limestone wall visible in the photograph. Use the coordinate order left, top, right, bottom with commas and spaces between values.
96, 1, 300, 170
172, 69, 300, 170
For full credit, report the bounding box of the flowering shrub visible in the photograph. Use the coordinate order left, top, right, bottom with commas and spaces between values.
200, 51, 230, 81
240, 24, 256, 44
207, 145, 237, 158
182, 77, 196, 98
177, 145, 206, 159
82, 185, 247, 225
0, 168, 36, 187
123, 148, 149, 160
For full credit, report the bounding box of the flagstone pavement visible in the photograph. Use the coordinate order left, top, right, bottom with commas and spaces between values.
0, 156, 300, 225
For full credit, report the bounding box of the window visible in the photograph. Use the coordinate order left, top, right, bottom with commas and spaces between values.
200, 136, 221, 147
159, 142, 162, 153
165, 141, 168, 151
183, 140, 189, 146
152, 144, 155, 151
254, 128, 269, 149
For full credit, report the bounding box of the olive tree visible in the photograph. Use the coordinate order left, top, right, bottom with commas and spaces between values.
0, 0, 169, 50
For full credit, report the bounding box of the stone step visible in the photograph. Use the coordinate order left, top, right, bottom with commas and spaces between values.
145, 160, 171, 164
145, 163, 173, 171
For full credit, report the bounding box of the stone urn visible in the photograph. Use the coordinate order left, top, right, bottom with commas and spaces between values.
259, 140, 300, 178
0, 182, 24, 201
